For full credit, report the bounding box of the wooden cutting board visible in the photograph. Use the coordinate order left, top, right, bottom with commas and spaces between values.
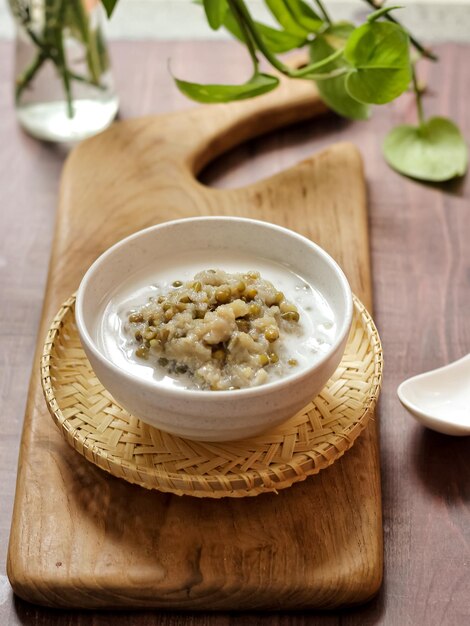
7, 73, 382, 609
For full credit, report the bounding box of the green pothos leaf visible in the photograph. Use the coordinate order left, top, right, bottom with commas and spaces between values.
285, 0, 323, 33
344, 21, 411, 104
173, 72, 280, 103
383, 117, 468, 181
203, 0, 228, 30
224, 11, 306, 53
310, 23, 370, 120
100, 0, 119, 18
322, 21, 357, 46
265, 0, 322, 36
255, 22, 306, 52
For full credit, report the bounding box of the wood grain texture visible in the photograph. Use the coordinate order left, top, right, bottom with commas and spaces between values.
1, 41, 469, 625
6, 57, 382, 610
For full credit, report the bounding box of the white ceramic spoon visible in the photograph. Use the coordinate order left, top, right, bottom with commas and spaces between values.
397, 354, 470, 436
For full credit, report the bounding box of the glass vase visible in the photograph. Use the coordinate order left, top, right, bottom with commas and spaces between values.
10, 0, 119, 142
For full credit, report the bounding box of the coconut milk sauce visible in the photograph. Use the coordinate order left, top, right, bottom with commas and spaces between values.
95, 251, 337, 389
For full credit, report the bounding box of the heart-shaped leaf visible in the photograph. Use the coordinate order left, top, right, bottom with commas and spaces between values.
173, 72, 280, 103
203, 0, 228, 30
344, 21, 411, 104
316, 72, 372, 120
383, 117, 468, 181
322, 21, 358, 47
310, 23, 370, 120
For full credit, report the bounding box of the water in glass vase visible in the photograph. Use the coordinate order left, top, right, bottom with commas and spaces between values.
11, 0, 119, 142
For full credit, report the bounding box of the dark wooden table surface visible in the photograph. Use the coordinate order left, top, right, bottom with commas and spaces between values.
1, 40, 469, 625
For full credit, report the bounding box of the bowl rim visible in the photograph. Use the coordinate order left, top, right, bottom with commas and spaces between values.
75, 216, 353, 400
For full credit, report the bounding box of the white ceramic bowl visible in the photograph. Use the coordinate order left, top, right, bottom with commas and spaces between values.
76, 217, 353, 441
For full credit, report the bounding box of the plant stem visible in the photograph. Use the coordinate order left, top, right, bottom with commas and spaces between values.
360, 0, 438, 61
412, 65, 425, 125
307, 67, 348, 80
14, 0, 106, 113
15, 51, 47, 103
231, 0, 290, 73
233, 0, 344, 78
16, 17, 103, 108
24, 25, 47, 50
54, 0, 74, 118
69, 0, 103, 85
67, 70, 107, 90
291, 48, 344, 77
227, 0, 259, 71
314, 0, 331, 25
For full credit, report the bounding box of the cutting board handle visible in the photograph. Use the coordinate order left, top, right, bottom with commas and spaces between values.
185, 70, 327, 174
92, 55, 327, 180
117, 54, 327, 176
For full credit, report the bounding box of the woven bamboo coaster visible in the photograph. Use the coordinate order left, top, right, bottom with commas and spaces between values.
41, 295, 382, 498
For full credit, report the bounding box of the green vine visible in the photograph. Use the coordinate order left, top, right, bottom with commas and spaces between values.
167, 0, 466, 182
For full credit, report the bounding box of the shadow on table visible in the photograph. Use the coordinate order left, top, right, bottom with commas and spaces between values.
410, 171, 468, 198
13, 591, 386, 626
412, 426, 470, 502
199, 111, 353, 190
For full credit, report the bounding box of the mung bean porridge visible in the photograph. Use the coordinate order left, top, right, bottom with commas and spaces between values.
95, 251, 337, 391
